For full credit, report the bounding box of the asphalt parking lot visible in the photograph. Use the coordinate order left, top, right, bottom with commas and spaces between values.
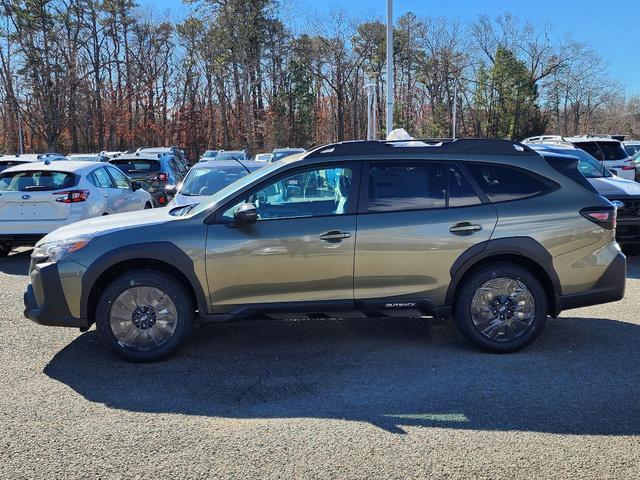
1, 250, 639, 479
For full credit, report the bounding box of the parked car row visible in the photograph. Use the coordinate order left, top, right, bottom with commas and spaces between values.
198, 147, 306, 164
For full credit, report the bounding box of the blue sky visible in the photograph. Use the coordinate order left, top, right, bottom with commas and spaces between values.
149, 0, 640, 93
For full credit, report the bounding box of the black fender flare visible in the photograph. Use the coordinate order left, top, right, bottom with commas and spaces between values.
446, 237, 562, 316
80, 242, 209, 319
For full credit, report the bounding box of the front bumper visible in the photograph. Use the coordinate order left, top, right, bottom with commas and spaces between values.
557, 251, 626, 311
23, 261, 88, 328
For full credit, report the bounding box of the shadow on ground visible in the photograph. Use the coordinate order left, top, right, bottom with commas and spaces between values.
44, 313, 640, 435
0, 249, 31, 275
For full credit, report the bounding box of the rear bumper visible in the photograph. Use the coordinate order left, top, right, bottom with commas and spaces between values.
557, 251, 626, 311
23, 261, 88, 328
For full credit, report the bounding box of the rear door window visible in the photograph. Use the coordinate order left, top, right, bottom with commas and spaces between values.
465, 164, 553, 203
368, 163, 447, 212
90, 167, 115, 188
107, 166, 131, 189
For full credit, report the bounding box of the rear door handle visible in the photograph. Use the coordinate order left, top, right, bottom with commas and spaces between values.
319, 230, 352, 243
449, 222, 482, 235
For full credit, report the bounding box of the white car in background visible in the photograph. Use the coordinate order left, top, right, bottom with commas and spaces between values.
0, 161, 152, 256
0, 153, 66, 173
253, 153, 272, 162
523, 135, 636, 180
67, 153, 109, 162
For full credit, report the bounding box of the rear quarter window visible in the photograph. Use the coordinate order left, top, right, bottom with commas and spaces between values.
465, 164, 554, 203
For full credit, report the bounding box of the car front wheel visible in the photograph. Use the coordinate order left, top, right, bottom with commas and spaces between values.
95, 270, 194, 362
454, 263, 547, 353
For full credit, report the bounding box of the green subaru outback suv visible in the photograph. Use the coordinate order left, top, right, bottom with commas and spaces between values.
24, 139, 626, 361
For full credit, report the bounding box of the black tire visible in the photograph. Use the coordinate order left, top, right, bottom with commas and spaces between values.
95, 270, 194, 362
0, 242, 10, 257
144, 202, 153, 209
454, 263, 547, 353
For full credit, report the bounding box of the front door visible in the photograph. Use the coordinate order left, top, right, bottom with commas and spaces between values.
354, 161, 497, 306
205, 163, 359, 312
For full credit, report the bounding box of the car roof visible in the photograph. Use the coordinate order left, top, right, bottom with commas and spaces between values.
1, 160, 102, 174
1, 153, 66, 161
273, 147, 305, 152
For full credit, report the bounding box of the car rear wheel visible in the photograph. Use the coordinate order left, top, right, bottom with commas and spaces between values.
454, 263, 547, 353
95, 270, 194, 362
0, 242, 10, 257
144, 202, 152, 209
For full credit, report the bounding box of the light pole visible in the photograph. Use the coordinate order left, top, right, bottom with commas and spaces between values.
13, 75, 24, 155
452, 82, 458, 140
386, 0, 394, 137
364, 79, 377, 140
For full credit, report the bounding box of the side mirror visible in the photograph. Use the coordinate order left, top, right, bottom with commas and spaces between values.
164, 184, 178, 195
131, 180, 143, 191
234, 203, 258, 225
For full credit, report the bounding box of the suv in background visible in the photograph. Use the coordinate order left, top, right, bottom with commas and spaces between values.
199, 150, 220, 162
523, 135, 636, 180
214, 150, 248, 161
529, 143, 640, 255
137, 146, 190, 168
271, 147, 306, 162
109, 153, 186, 206
24, 139, 626, 361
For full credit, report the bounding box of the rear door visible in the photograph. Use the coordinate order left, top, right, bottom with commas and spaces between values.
88, 167, 118, 213
354, 161, 497, 306
106, 166, 139, 212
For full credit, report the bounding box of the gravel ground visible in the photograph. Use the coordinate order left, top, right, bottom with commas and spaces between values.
1, 249, 639, 479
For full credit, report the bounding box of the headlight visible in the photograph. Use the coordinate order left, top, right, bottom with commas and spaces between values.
32, 237, 93, 262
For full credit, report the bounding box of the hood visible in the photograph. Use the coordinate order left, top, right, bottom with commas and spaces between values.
588, 176, 640, 197
168, 193, 205, 208
39, 207, 173, 244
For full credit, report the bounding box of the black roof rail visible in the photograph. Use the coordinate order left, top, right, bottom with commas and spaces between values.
305, 139, 536, 158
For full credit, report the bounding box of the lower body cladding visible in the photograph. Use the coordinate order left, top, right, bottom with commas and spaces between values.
23, 251, 627, 330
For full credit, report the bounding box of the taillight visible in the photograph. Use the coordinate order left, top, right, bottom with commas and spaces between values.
157, 173, 168, 182
54, 190, 90, 203
622, 160, 635, 171
580, 206, 616, 230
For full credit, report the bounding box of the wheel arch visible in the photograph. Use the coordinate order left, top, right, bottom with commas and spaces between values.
81, 242, 208, 325
447, 237, 562, 317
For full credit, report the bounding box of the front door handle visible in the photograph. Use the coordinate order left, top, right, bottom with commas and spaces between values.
319, 230, 352, 243
449, 222, 482, 235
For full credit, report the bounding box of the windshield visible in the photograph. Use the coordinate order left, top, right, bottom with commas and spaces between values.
202, 151, 218, 158
110, 159, 160, 174
0, 170, 77, 191
181, 165, 251, 196
187, 160, 286, 217
215, 151, 246, 161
